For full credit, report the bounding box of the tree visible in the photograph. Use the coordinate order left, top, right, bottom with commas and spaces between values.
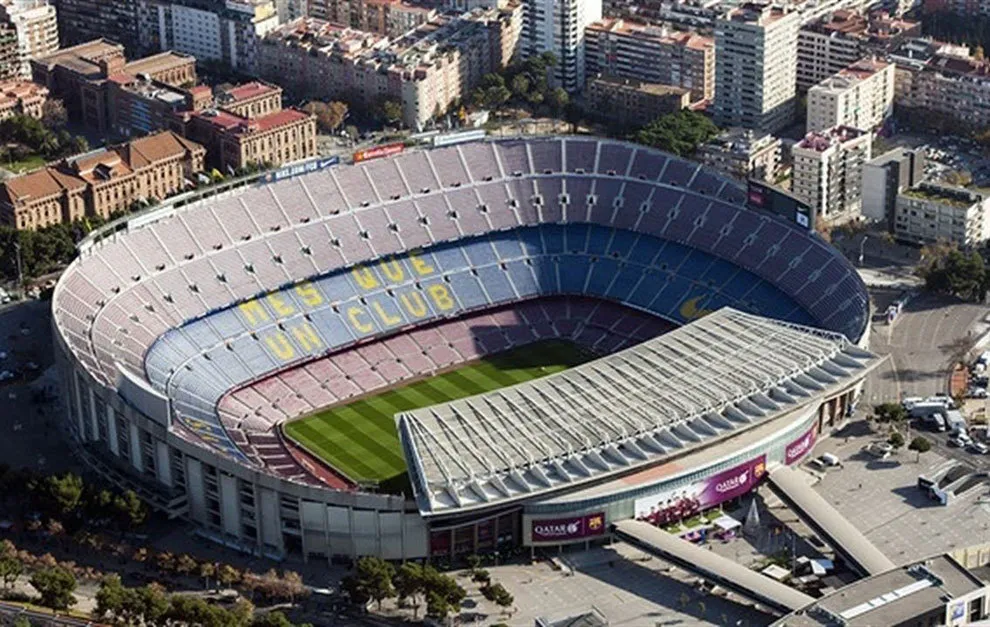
422, 566, 465, 620
175, 553, 198, 576
634, 110, 720, 157
41, 473, 83, 518
31, 566, 77, 611
394, 562, 424, 616
344, 125, 359, 142
920, 242, 989, 301
155, 551, 175, 574
112, 489, 146, 528
303, 101, 350, 134
548, 87, 569, 114
94, 575, 125, 621
138, 583, 170, 626
889, 430, 906, 450
41, 100, 67, 129
487, 582, 513, 613
0, 550, 23, 590
910, 435, 933, 462
199, 560, 216, 590
873, 402, 908, 423
217, 563, 240, 588
510, 73, 530, 98
251, 611, 294, 627
378, 99, 403, 126
349, 557, 395, 610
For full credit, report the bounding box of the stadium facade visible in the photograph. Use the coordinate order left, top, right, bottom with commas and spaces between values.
52, 136, 877, 562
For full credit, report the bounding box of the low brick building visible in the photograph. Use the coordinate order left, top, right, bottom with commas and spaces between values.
175, 82, 316, 173
0, 130, 205, 230
30, 39, 197, 135
586, 75, 691, 127
0, 79, 47, 120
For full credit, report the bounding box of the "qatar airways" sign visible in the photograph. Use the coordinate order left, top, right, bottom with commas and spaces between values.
785, 426, 818, 465
531, 512, 606, 542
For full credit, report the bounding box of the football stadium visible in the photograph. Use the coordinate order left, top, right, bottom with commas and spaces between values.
52, 136, 882, 561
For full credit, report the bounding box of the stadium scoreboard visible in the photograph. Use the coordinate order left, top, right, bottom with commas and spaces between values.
746, 179, 814, 230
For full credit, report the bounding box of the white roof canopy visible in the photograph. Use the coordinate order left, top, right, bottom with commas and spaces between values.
398, 308, 882, 516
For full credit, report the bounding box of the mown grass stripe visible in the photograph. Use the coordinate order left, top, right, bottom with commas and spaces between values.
283, 339, 593, 484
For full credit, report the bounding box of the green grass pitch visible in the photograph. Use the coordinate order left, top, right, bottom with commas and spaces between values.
282, 339, 594, 486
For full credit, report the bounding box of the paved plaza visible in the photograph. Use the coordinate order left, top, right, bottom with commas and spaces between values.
492, 544, 772, 627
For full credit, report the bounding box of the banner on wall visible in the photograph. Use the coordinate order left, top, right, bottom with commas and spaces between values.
634, 456, 767, 526
353, 142, 405, 163
531, 512, 606, 542
785, 426, 818, 465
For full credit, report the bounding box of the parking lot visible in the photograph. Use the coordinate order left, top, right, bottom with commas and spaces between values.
0, 299, 74, 473
493, 544, 772, 627
806, 434, 990, 564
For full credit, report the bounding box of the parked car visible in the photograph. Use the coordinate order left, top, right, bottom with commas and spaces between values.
969, 387, 988, 399
866, 442, 894, 458
949, 433, 973, 448
968, 442, 989, 455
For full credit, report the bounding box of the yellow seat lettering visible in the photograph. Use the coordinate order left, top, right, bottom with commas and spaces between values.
408, 250, 434, 276
400, 291, 428, 318
294, 281, 323, 307
267, 292, 295, 317
265, 333, 296, 361
351, 265, 380, 290
291, 323, 322, 352
347, 307, 374, 333
380, 257, 405, 282
372, 300, 402, 327
238, 300, 269, 326
427, 284, 455, 311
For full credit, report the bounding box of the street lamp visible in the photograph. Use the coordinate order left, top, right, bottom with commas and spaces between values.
859, 235, 869, 267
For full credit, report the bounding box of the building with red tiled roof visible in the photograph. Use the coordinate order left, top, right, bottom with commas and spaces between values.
0, 130, 205, 230
0, 80, 47, 120
797, 10, 920, 90
175, 82, 316, 174
584, 18, 714, 102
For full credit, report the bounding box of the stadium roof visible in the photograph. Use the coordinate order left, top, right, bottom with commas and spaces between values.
398, 308, 884, 515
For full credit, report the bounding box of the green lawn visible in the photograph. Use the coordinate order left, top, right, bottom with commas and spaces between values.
3, 153, 46, 174
283, 339, 593, 486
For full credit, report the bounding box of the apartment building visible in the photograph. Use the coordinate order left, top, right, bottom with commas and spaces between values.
522, 0, 601, 92
806, 58, 894, 132
894, 183, 990, 246
0, 22, 19, 80
584, 18, 714, 101
0, 0, 58, 78
355, 0, 435, 36
585, 75, 690, 126
0, 79, 46, 119
899, 53, 990, 129
176, 82, 316, 173
136, 0, 279, 74
52, 0, 140, 53
791, 125, 872, 225
0, 130, 205, 230
31, 39, 196, 135
797, 9, 919, 90
713, 3, 800, 134
258, 6, 522, 130
697, 127, 782, 182
862, 146, 925, 226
